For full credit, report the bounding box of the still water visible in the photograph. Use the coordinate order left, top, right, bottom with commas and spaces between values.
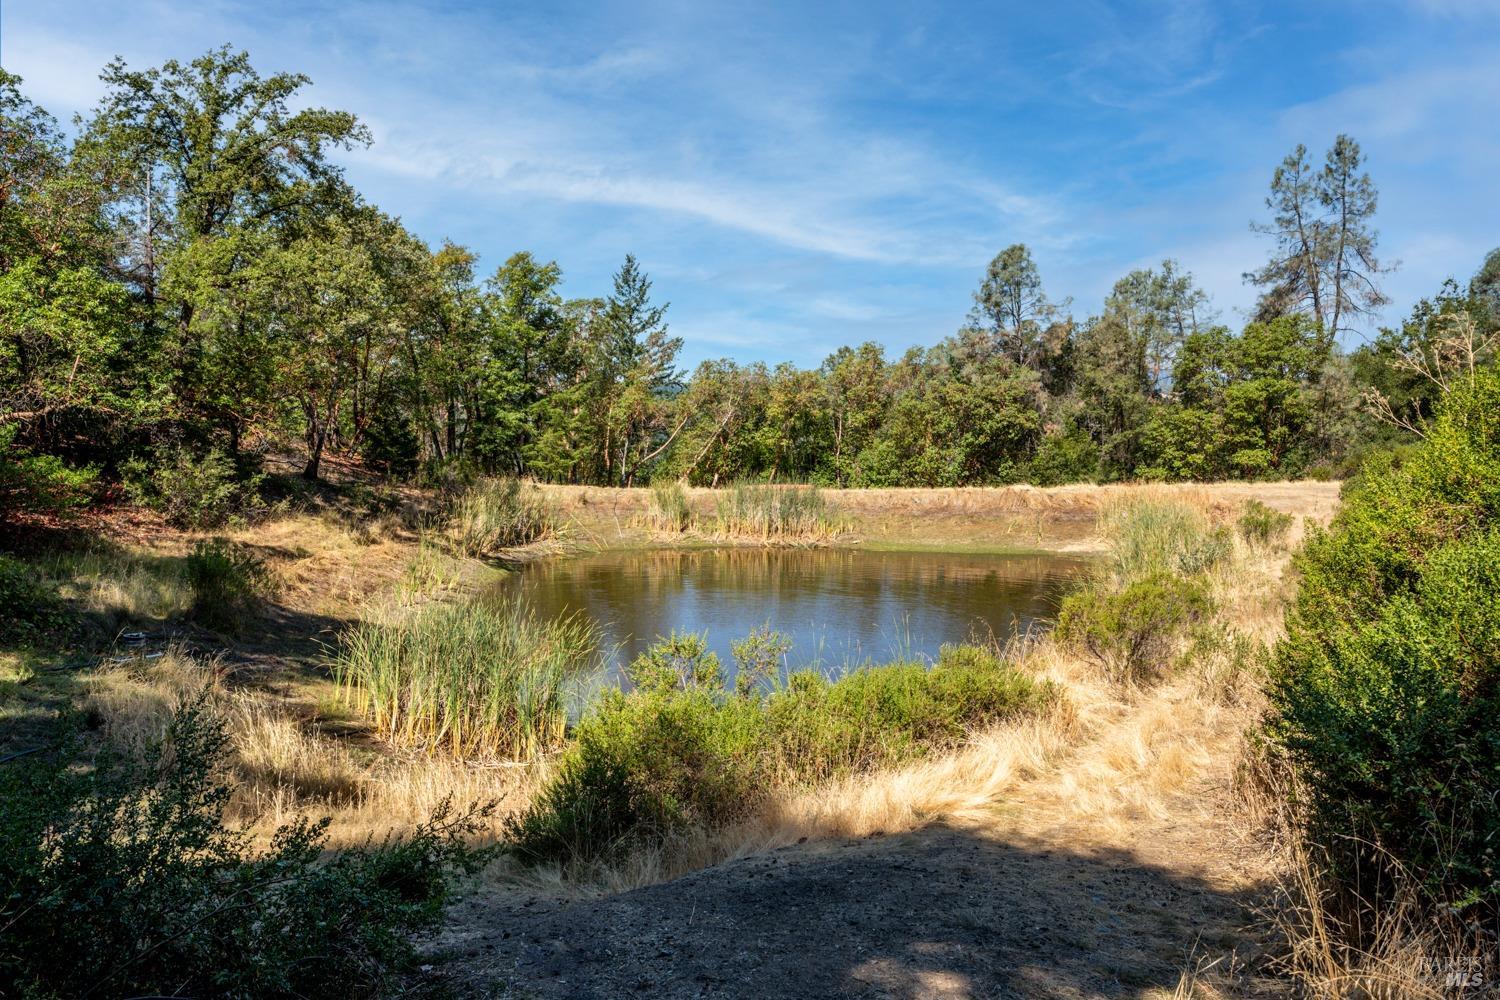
486, 547, 1089, 674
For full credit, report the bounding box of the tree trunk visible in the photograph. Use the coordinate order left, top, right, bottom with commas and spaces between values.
303, 428, 325, 481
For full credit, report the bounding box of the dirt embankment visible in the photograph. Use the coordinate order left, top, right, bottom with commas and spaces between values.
542, 480, 1342, 553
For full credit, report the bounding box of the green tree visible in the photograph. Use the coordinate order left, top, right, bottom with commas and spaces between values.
84, 46, 369, 447
1470, 246, 1500, 325
820, 342, 889, 485
0, 71, 133, 430
1105, 260, 1209, 392
472, 252, 578, 473
970, 244, 1069, 370
1246, 135, 1390, 339
598, 256, 682, 486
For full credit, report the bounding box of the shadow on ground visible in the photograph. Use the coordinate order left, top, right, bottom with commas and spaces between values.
449, 821, 1265, 999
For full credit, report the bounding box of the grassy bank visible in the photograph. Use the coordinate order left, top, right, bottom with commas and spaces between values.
1, 479, 1342, 995
506, 641, 1055, 872
554, 479, 1340, 553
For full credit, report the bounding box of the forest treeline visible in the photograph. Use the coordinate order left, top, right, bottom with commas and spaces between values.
4, 47, 1499, 517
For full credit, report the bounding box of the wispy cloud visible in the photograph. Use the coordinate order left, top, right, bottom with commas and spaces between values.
1, 0, 1493, 364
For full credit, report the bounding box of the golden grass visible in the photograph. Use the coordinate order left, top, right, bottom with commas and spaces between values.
81, 646, 541, 846
84, 647, 224, 753
42, 548, 193, 624
59, 483, 1356, 983
538, 479, 1341, 553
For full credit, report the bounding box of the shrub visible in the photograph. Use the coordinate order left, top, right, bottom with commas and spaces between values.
336, 600, 600, 758
1027, 426, 1101, 486
1055, 573, 1214, 682
505, 641, 1051, 867
447, 476, 553, 556
731, 624, 792, 696
1267, 369, 1500, 917
762, 644, 1054, 782
1237, 499, 1294, 547
123, 445, 261, 529
0, 425, 97, 519
626, 630, 724, 694
504, 686, 766, 865
646, 480, 692, 532
0, 701, 492, 999
1103, 499, 1230, 582
0, 553, 71, 645
185, 538, 272, 633
713, 483, 845, 541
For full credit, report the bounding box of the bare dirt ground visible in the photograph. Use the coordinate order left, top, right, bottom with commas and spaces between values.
444, 680, 1275, 999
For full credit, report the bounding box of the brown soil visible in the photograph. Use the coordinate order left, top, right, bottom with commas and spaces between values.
444, 687, 1275, 999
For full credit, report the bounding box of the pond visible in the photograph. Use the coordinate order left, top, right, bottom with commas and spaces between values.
485, 547, 1091, 676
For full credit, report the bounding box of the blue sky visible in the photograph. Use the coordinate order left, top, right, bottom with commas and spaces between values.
3, 0, 1497, 367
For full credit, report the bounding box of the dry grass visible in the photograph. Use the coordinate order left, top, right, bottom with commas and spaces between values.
539, 479, 1341, 553
229, 513, 416, 617
81, 646, 541, 846
59, 482, 1358, 988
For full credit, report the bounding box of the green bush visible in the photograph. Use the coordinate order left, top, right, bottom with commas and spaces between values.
1027, 426, 1101, 486
506, 641, 1052, 867
731, 624, 792, 696
1267, 369, 1500, 915
1056, 573, 1214, 682
626, 629, 724, 694
762, 644, 1053, 782
0, 553, 71, 645
0, 425, 97, 519
504, 686, 766, 865
447, 476, 553, 556
1236, 499, 1294, 547
123, 445, 262, 528
0, 701, 491, 999
185, 538, 271, 633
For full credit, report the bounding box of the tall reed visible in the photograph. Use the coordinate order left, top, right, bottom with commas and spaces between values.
1101, 498, 1229, 583
713, 484, 845, 541
335, 600, 600, 759
645, 481, 692, 532
448, 477, 554, 556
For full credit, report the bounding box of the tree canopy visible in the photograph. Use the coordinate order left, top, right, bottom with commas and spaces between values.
3, 47, 1494, 517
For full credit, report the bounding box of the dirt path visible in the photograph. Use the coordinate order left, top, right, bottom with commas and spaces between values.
444, 672, 1276, 999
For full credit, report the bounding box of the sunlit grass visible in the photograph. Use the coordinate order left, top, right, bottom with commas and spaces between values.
448, 477, 554, 556
335, 599, 602, 759
41, 547, 193, 623
713, 483, 847, 541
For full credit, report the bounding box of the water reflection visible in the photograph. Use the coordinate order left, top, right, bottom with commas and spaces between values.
485, 547, 1089, 675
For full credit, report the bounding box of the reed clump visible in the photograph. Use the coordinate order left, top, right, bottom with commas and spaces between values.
1102, 498, 1230, 583
448, 477, 554, 556
645, 481, 692, 533
335, 600, 601, 759
712, 483, 847, 541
